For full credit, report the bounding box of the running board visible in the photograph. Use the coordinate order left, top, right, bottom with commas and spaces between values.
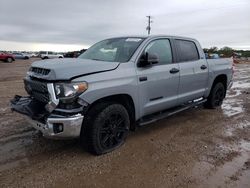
138, 98, 207, 126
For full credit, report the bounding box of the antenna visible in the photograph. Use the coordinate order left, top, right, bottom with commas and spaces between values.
146, 16, 153, 35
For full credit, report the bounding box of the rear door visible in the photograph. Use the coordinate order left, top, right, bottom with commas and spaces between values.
136, 38, 180, 117
175, 39, 209, 104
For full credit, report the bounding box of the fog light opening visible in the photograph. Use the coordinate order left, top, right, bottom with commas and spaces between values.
53, 123, 64, 134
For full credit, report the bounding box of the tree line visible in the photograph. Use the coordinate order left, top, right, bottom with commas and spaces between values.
203, 46, 250, 57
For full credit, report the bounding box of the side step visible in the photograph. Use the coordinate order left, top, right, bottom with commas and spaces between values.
138, 98, 207, 126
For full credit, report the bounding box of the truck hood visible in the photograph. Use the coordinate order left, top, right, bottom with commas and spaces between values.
29, 58, 120, 81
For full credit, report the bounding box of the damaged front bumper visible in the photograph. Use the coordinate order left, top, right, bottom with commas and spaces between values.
26, 113, 84, 139
10, 95, 84, 139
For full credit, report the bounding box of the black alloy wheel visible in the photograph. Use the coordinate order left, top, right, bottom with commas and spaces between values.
99, 113, 128, 150
204, 82, 225, 109
214, 87, 224, 106
81, 103, 130, 155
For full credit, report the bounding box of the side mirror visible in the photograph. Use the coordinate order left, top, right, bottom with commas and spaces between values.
138, 52, 159, 67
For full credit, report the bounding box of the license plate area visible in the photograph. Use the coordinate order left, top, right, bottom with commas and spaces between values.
35, 121, 46, 130
26, 118, 47, 132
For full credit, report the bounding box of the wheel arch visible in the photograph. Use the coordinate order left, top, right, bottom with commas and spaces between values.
204, 75, 227, 109
211, 74, 227, 97
85, 94, 136, 130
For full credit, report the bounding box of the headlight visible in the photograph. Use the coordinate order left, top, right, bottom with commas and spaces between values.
54, 82, 88, 100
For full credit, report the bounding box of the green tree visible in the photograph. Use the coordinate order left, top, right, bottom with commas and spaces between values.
208, 46, 218, 53
203, 48, 209, 53
218, 46, 233, 57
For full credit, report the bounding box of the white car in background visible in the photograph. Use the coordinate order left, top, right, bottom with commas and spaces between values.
40, 51, 64, 59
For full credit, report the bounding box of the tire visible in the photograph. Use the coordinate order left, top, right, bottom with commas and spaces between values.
204, 82, 225, 109
81, 102, 130, 155
6, 57, 13, 63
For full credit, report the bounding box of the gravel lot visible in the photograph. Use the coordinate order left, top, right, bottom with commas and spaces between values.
0, 59, 249, 188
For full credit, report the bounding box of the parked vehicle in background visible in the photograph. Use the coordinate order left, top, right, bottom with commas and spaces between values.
40, 51, 64, 59
0, 52, 15, 63
63, 51, 79, 58
22, 53, 35, 58
210, 53, 220, 59
11, 35, 233, 155
12, 52, 29, 59
64, 49, 87, 58
205, 53, 220, 59
30, 53, 38, 57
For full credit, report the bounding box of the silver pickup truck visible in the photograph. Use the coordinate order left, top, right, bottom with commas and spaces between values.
11, 35, 233, 155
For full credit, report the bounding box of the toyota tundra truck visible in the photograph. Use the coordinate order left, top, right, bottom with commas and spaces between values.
11, 35, 233, 155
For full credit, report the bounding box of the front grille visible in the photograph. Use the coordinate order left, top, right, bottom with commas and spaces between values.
30, 67, 50, 76
24, 78, 50, 103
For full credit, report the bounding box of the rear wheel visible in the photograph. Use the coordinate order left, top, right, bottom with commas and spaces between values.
204, 82, 225, 109
6, 57, 13, 63
81, 103, 130, 155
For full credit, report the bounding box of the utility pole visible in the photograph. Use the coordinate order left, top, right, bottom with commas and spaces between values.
146, 16, 153, 35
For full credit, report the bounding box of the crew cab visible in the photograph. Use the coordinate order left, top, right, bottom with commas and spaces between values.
0, 52, 15, 63
11, 35, 233, 155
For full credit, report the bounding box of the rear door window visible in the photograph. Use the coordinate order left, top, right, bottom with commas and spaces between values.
175, 40, 199, 62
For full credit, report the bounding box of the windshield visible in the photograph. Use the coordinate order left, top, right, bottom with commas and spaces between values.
78, 37, 145, 62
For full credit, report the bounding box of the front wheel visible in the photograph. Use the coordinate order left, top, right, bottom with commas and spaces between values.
81, 103, 130, 155
204, 82, 225, 109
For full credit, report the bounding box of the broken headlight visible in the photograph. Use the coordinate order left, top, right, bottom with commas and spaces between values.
54, 82, 88, 100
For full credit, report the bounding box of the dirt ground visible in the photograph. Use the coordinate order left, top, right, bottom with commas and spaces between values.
0, 58, 249, 188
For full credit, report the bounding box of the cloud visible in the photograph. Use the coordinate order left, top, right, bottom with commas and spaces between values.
0, 0, 249, 50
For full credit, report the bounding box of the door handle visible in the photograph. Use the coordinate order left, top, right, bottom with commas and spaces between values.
139, 76, 147, 82
200, 65, 207, 70
169, 68, 180, 74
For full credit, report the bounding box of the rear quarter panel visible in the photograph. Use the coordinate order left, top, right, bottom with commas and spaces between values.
205, 58, 233, 97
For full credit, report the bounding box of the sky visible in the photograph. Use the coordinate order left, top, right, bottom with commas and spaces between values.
0, 0, 249, 52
